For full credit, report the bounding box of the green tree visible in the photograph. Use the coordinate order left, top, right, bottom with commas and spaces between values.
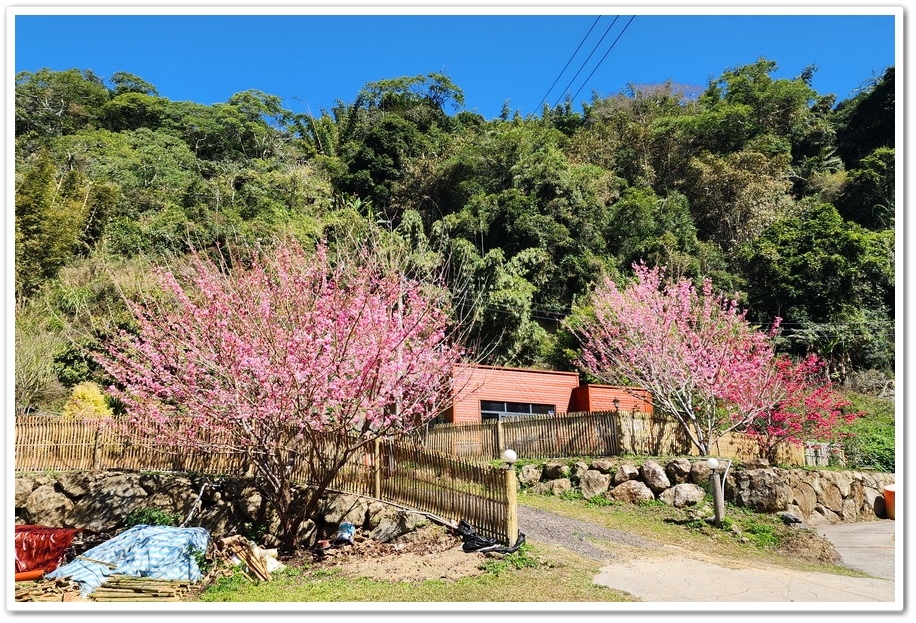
109, 71, 159, 97
834, 147, 895, 229
737, 201, 894, 376
15, 68, 110, 137
15, 151, 96, 297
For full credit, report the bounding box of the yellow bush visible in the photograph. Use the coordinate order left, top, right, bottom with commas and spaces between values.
61, 381, 113, 420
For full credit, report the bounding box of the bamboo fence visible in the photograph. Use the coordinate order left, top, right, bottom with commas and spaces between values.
14, 416, 514, 544
415, 410, 805, 465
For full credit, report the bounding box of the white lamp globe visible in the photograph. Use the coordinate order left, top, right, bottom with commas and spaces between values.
706, 457, 720, 470
501, 449, 517, 464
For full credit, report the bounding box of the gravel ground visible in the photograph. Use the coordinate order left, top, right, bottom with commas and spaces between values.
518, 505, 662, 561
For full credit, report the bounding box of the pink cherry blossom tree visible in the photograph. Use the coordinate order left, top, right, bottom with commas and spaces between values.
726, 354, 858, 463
94, 237, 465, 552
570, 263, 853, 458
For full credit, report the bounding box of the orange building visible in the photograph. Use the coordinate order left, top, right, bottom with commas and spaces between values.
441, 364, 652, 424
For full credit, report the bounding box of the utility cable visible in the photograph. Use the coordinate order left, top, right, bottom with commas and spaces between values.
552, 16, 620, 109
571, 15, 637, 103
537, 15, 602, 111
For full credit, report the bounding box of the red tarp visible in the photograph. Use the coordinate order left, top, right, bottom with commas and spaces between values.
15, 525, 82, 573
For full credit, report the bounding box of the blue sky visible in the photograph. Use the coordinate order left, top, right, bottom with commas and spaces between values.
12, 7, 898, 120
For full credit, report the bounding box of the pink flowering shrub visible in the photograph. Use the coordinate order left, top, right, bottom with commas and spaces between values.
95, 238, 464, 550
571, 263, 856, 458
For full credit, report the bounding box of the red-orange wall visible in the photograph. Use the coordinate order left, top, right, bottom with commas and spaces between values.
570, 384, 653, 414
449, 365, 581, 423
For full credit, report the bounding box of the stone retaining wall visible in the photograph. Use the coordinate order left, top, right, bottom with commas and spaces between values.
15, 459, 895, 549
515, 457, 895, 524
14, 471, 427, 549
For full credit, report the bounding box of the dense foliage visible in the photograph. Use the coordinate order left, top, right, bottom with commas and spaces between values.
15, 62, 895, 426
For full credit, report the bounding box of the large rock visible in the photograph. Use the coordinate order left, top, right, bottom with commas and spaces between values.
71, 473, 149, 531
320, 494, 369, 527
590, 459, 615, 474
609, 480, 654, 504
665, 458, 692, 485
658, 483, 706, 508
369, 510, 428, 543
530, 478, 572, 496
15, 478, 38, 508
732, 469, 789, 513
639, 460, 671, 494
570, 461, 590, 483
24, 485, 74, 527
613, 463, 639, 485
517, 464, 543, 487
579, 470, 611, 499
789, 480, 818, 518
55, 471, 94, 498
542, 461, 571, 480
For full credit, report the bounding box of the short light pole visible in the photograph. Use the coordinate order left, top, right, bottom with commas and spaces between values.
707, 457, 725, 528
501, 448, 519, 546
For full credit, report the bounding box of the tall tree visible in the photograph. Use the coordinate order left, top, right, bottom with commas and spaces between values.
93, 237, 466, 552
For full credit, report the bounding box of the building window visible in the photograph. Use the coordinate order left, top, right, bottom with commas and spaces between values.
480, 401, 556, 420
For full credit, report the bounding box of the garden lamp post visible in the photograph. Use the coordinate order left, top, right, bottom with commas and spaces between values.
707, 457, 725, 528
501, 448, 519, 545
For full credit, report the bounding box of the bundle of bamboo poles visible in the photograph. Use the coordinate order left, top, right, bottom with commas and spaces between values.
14, 578, 82, 602
90, 575, 193, 602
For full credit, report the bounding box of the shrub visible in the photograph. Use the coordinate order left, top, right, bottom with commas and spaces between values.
123, 507, 181, 528
61, 381, 113, 420
837, 391, 895, 472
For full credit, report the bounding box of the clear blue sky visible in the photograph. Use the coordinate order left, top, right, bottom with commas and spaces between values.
12, 8, 899, 121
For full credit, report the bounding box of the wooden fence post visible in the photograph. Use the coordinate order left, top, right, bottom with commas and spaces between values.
504, 464, 518, 545
92, 420, 102, 470
496, 419, 505, 459
373, 438, 382, 499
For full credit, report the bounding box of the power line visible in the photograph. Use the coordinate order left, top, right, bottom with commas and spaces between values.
552, 16, 620, 109
537, 15, 601, 111
571, 15, 637, 103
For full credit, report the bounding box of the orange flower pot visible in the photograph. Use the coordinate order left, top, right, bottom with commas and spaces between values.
884, 484, 895, 520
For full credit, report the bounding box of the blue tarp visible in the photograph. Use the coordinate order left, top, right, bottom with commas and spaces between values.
44, 524, 210, 596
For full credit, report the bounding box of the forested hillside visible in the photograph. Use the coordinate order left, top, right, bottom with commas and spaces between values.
14, 61, 895, 415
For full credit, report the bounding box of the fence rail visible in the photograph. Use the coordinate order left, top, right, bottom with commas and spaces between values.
413, 410, 805, 465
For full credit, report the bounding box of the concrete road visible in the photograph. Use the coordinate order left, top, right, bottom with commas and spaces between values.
591, 519, 900, 606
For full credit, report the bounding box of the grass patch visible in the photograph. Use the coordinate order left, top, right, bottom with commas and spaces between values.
199, 542, 631, 603
517, 492, 856, 575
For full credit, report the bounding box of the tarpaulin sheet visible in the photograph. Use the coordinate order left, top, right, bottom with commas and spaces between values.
15, 525, 82, 573
44, 524, 210, 596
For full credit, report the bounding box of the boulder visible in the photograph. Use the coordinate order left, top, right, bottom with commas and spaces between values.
24, 485, 74, 527
570, 461, 590, 483
320, 494, 369, 527
639, 460, 671, 494
658, 483, 706, 508
542, 461, 571, 480
71, 473, 149, 530
530, 478, 572, 496
590, 459, 615, 474
732, 469, 789, 513
665, 458, 692, 485
370, 510, 428, 543
613, 463, 639, 485
517, 463, 543, 487
579, 470, 611, 499
15, 478, 38, 508
609, 480, 654, 504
